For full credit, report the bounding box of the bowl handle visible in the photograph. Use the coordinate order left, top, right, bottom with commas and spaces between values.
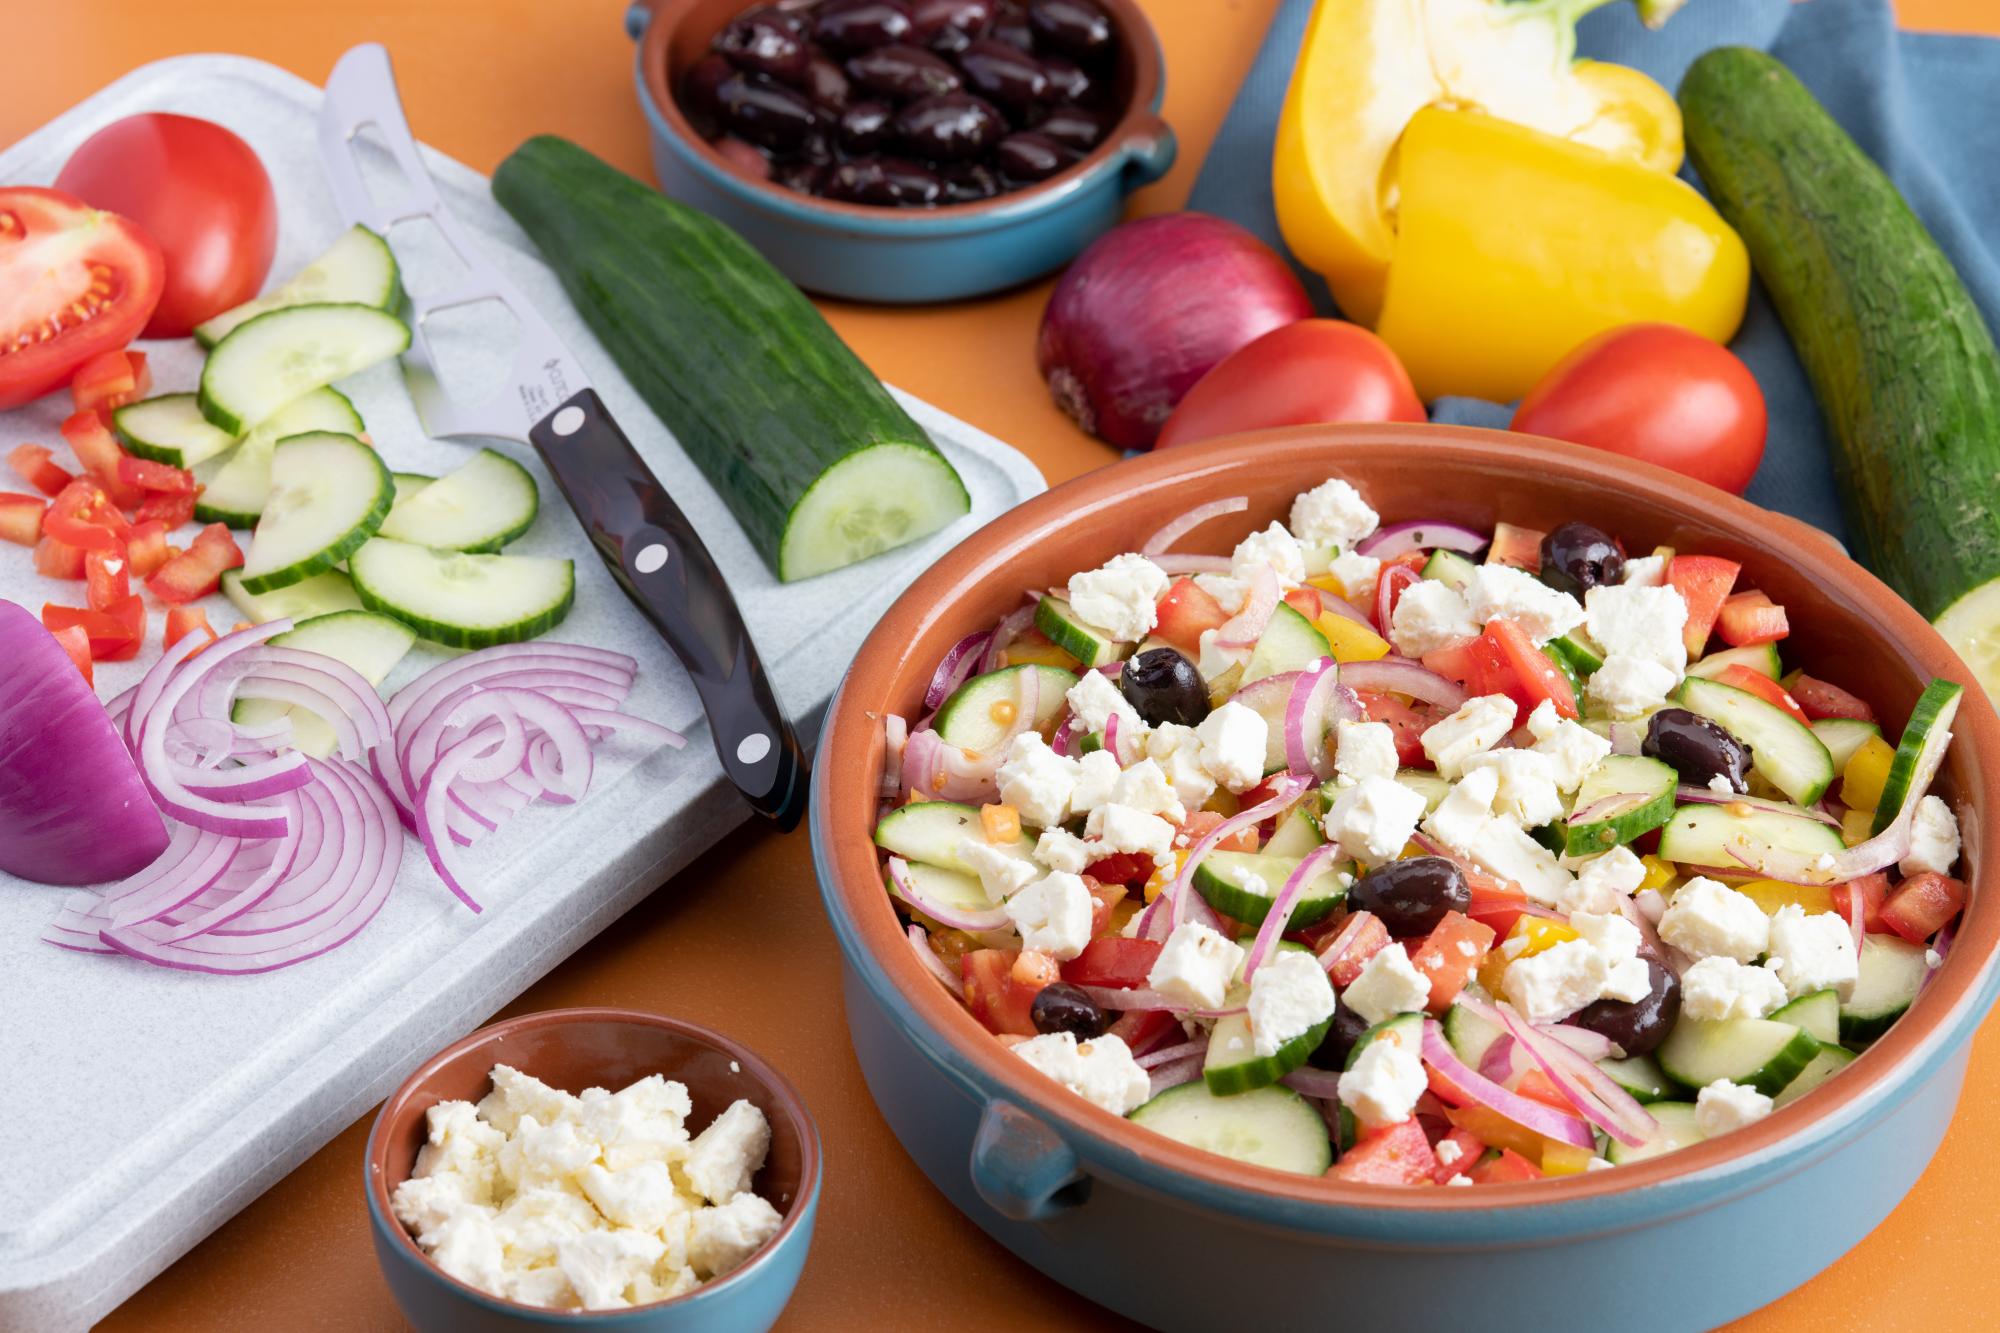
1118, 114, 1178, 189
970, 1099, 1090, 1221
625, 0, 651, 41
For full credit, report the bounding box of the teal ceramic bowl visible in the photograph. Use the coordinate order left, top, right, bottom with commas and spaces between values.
365, 1008, 820, 1332
626, 0, 1176, 302
809, 424, 2000, 1331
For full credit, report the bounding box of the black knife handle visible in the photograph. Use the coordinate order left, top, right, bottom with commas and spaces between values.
528, 388, 807, 830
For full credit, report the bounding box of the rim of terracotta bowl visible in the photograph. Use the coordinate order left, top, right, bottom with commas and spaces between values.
814, 421, 2000, 1212
364, 1007, 821, 1319
635, 0, 1171, 225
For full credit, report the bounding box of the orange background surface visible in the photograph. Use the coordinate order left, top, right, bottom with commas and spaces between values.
6, 1, 2000, 1327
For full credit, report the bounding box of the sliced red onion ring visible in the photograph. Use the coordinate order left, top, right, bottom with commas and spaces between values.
1150, 554, 1234, 575
1279, 1067, 1345, 1099
886, 856, 1010, 932
1336, 659, 1467, 712
1478, 1033, 1521, 1085
1462, 997, 1654, 1147
1315, 909, 1381, 977
1568, 791, 1654, 827
924, 629, 993, 711
1419, 1018, 1596, 1150
1050, 716, 1083, 758
978, 602, 1039, 676
1216, 563, 1279, 650
1135, 1038, 1208, 1070
1284, 659, 1342, 781
1845, 879, 1868, 964
1070, 984, 1244, 1018
1674, 785, 1842, 827
1243, 843, 1341, 981
1608, 721, 1645, 756
901, 728, 1002, 803
1543, 1023, 1618, 1062
1314, 593, 1373, 628
1147, 1053, 1206, 1100
1141, 496, 1249, 556
134, 623, 299, 838
1162, 773, 1313, 932
906, 924, 964, 997
1357, 519, 1486, 561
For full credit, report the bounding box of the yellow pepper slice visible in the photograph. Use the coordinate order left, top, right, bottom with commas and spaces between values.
1314, 612, 1392, 663
1638, 854, 1677, 892
1539, 1142, 1600, 1176
1840, 735, 1897, 813
1734, 879, 1837, 916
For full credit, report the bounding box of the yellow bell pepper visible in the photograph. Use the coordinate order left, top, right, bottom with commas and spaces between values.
1274, 0, 1690, 327
1734, 879, 1838, 916
1314, 611, 1392, 662
1539, 1142, 1601, 1176
1375, 106, 1749, 401
1638, 854, 1677, 892
1841, 735, 1897, 813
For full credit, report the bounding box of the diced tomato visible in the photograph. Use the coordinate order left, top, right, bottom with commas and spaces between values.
1153, 576, 1230, 654
1421, 637, 1480, 688
98, 594, 145, 660
1085, 852, 1155, 886
1486, 523, 1545, 572
164, 606, 216, 653
1372, 557, 1425, 632
1282, 586, 1323, 621
1082, 876, 1126, 936
134, 488, 197, 529
32, 534, 87, 579
124, 519, 173, 576
1355, 690, 1433, 767
1465, 875, 1533, 939
1318, 911, 1391, 985
1467, 1148, 1545, 1184
116, 453, 195, 495
8, 443, 74, 497
43, 479, 126, 551
1481, 618, 1578, 722
145, 522, 243, 604
1062, 937, 1163, 990
84, 547, 131, 611
1879, 873, 1966, 944
1330, 1117, 1438, 1185
1833, 872, 1890, 933
41, 602, 139, 659
1513, 1069, 1577, 1114
1715, 664, 1809, 726
70, 347, 152, 415
49, 623, 93, 684
1408, 911, 1496, 1012
1717, 590, 1789, 646
59, 410, 145, 508
1176, 808, 1259, 854
1106, 1007, 1177, 1056
1788, 674, 1877, 724
1425, 1059, 1479, 1108
1430, 1128, 1488, 1183
961, 949, 1045, 1037
0, 492, 46, 546
1668, 554, 1739, 658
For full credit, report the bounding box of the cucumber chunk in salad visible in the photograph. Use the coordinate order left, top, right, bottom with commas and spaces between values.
1240, 603, 1330, 685
1204, 987, 1333, 1096
932, 664, 1076, 754
1657, 1016, 1819, 1098
1564, 754, 1676, 855
1810, 716, 1883, 772
1192, 850, 1348, 931
199, 303, 410, 437
1769, 989, 1841, 1046
1686, 642, 1783, 681
348, 537, 574, 649
1656, 802, 1844, 868
193, 387, 366, 528
1034, 595, 1127, 668
1127, 1081, 1332, 1176
375, 448, 541, 553
1604, 1101, 1703, 1165
873, 800, 1036, 872
1597, 1055, 1684, 1104
1839, 933, 1930, 1043
1871, 678, 1964, 834
195, 224, 402, 348
1773, 1044, 1857, 1109
1675, 675, 1836, 806
238, 432, 394, 595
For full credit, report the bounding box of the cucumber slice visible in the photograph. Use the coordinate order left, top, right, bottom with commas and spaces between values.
222, 568, 363, 624
1204, 1001, 1332, 1096
1127, 1081, 1331, 1175
193, 388, 366, 528
1033, 595, 1127, 668
199, 303, 411, 436
196, 224, 402, 347
1394, 769, 1453, 814
1871, 679, 1964, 834
1241, 603, 1331, 685
932, 665, 1077, 755
238, 433, 394, 594
1597, 1054, 1685, 1103
1935, 579, 2000, 709
1421, 549, 1477, 591
1549, 629, 1605, 677
1810, 717, 1884, 772
1604, 1101, 1703, 1165
1686, 643, 1784, 681
1442, 1000, 1505, 1069
1677, 676, 1836, 806
375, 448, 540, 553
1262, 805, 1324, 859
1565, 754, 1677, 855
1656, 802, 1844, 868
1192, 850, 1347, 931
1770, 989, 1841, 1045
348, 537, 574, 648
887, 860, 999, 920
872, 800, 1035, 872
112, 394, 238, 468
391, 472, 436, 508
1543, 644, 1584, 700
231, 610, 415, 757
1657, 1017, 1819, 1097
1773, 1043, 1856, 1108
1839, 933, 1929, 1043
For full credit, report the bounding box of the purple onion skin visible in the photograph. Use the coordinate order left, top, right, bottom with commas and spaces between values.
1036, 213, 1314, 450
0, 600, 168, 885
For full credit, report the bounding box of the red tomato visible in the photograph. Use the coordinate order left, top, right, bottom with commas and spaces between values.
55, 114, 277, 338
0, 494, 46, 547
8, 444, 75, 498
1106, 1007, 1177, 1055
1717, 590, 1789, 646
70, 348, 151, 415
1330, 1117, 1438, 1185
49, 624, 94, 685
1512, 324, 1768, 494
99, 594, 146, 661
41, 602, 138, 659
124, 520, 175, 577
1430, 1128, 1488, 1183
44, 480, 126, 551
1834, 873, 1891, 933
1156, 320, 1426, 450
1667, 554, 1739, 658
1153, 576, 1230, 654
1467, 1148, 1545, 1184
1714, 664, 1809, 726
1486, 523, 1545, 574
1282, 586, 1323, 621
145, 523, 243, 604
0, 189, 163, 410
32, 535, 87, 579
961, 949, 1045, 1036
1408, 911, 1496, 1012
1788, 674, 1877, 724
135, 489, 198, 529
1465, 876, 1533, 938
84, 548, 130, 612
117, 453, 195, 495
1081, 875, 1127, 935
1177, 808, 1260, 854
1355, 689, 1432, 767
1062, 937, 1163, 989
60, 410, 145, 508
1481, 619, 1578, 722
164, 606, 216, 653
1084, 852, 1155, 886
1880, 874, 1965, 943
1317, 911, 1391, 985
1514, 1069, 1578, 1114
1372, 558, 1424, 632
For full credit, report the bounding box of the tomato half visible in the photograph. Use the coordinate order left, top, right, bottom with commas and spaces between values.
1667, 554, 1739, 658
1156, 319, 1426, 451
0, 188, 163, 411
1512, 323, 1768, 494
54, 114, 276, 338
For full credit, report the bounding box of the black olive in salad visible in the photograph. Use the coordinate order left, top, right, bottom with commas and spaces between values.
1119, 647, 1210, 727
1567, 958, 1682, 1058
1348, 856, 1472, 938
1644, 706, 1754, 793
1539, 521, 1626, 597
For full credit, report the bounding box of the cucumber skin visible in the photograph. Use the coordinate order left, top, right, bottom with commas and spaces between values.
491, 136, 966, 578
1680, 49, 2000, 620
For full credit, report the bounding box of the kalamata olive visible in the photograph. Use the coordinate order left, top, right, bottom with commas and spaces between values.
1645, 707, 1752, 793
1118, 647, 1210, 727
773, 157, 827, 195
1349, 856, 1470, 938
912, 0, 995, 40
1307, 995, 1371, 1071
990, 0, 1035, 49
715, 11, 812, 82
837, 99, 897, 153
822, 155, 945, 206
942, 160, 1002, 203
680, 53, 737, 133
1567, 958, 1680, 1057
1031, 980, 1111, 1038
715, 72, 821, 151
893, 91, 1007, 160
929, 25, 974, 56
995, 130, 1075, 181
713, 136, 772, 177
802, 54, 853, 109
1029, 0, 1114, 57
1034, 103, 1106, 151
812, 0, 916, 52
1039, 53, 1096, 103
957, 38, 1049, 113
1538, 521, 1626, 597
845, 43, 963, 99
763, 0, 815, 34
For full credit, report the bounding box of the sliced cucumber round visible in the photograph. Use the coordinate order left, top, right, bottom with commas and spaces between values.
1871, 679, 1964, 834
1262, 805, 1325, 859
231, 610, 416, 758
1657, 1016, 1819, 1097
112, 394, 238, 468
1935, 579, 2000, 708
1657, 802, 1844, 868
390, 472, 436, 509
1421, 548, 1478, 591
1203, 1007, 1332, 1096
872, 800, 1035, 871
1686, 642, 1783, 681
779, 440, 971, 582
349, 537, 574, 649
222, 568, 363, 625
1810, 717, 1884, 772
1193, 850, 1347, 931
375, 448, 540, 553
1128, 1080, 1331, 1174
1442, 1000, 1505, 1070
1596, 1054, 1685, 1104
194, 387, 365, 528
1034, 595, 1127, 668
932, 664, 1077, 754
1676, 675, 1836, 807
886, 860, 999, 920
1769, 989, 1841, 1045
1773, 1043, 1856, 1109
1604, 1101, 1702, 1165
1565, 754, 1677, 856
199, 303, 410, 436
1241, 603, 1331, 685
196, 224, 402, 348
1839, 933, 1929, 1043
239, 433, 394, 595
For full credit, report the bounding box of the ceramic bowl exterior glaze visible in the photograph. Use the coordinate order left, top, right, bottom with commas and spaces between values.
365, 1009, 820, 1332
626, 0, 1175, 302
809, 424, 2000, 1332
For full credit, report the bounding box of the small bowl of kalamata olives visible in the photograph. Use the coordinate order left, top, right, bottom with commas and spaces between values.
628, 0, 1175, 302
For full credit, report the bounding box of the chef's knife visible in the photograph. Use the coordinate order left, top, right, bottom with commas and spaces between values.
317, 42, 807, 829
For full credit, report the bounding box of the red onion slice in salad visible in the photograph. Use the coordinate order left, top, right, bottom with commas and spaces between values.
1142, 496, 1250, 556
1420, 1018, 1596, 1150
1357, 520, 1487, 561
906, 923, 965, 997
882, 714, 909, 796
1135, 1038, 1208, 1070
1461, 996, 1654, 1147
977, 601, 1038, 676
1242, 842, 1342, 981
1279, 1067, 1345, 1100
1216, 563, 1280, 650
1147, 1053, 1206, 1100
1150, 554, 1234, 575
1283, 659, 1344, 781
1157, 773, 1313, 933
1070, 984, 1245, 1019
924, 629, 994, 711
886, 856, 1011, 933
1335, 658, 1467, 712
1315, 909, 1381, 977
1673, 785, 1842, 827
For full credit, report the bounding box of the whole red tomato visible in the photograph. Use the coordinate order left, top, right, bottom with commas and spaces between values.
55, 114, 277, 339
1511, 324, 1767, 494
1156, 320, 1426, 450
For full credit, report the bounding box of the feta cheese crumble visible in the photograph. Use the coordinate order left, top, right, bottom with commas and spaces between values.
1231, 521, 1308, 588
1899, 795, 1961, 876
1464, 563, 1585, 644
1334, 719, 1401, 786
1340, 942, 1432, 1026
1420, 694, 1517, 779
1066, 553, 1170, 642
1390, 580, 1481, 659
1195, 700, 1269, 792
1658, 877, 1770, 963
1004, 871, 1095, 960
1337, 1030, 1426, 1127
1324, 775, 1428, 866
1013, 1032, 1151, 1116
1289, 477, 1379, 550
1248, 949, 1338, 1057
1765, 903, 1860, 1001
1679, 956, 1788, 1021
1695, 1079, 1774, 1137
1148, 922, 1245, 1010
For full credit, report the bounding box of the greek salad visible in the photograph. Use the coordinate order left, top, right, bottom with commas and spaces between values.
873, 478, 1969, 1184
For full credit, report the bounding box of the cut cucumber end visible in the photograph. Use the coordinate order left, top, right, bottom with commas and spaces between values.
777, 441, 969, 582
349, 537, 575, 649
1936, 577, 2000, 708
1870, 679, 1964, 835
238, 432, 394, 594
1677, 675, 1835, 806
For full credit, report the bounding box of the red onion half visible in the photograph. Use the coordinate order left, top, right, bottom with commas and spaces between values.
1036, 213, 1313, 450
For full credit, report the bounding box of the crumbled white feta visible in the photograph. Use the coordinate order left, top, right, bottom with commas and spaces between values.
1460, 748, 1564, 828
1066, 553, 1169, 643
1067, 668, 1144, 738
995, 732, 1079, 827
1326, 550, 1382, 599
1337, 1030, 1426, 1127
1465, 563, 1585, 644
1390, 580, 1481, 658
1289, 477, 1380, 550
1899, 795, 1961, 876
1013, 1032, 1151, 1116
1659, 877, 1770, 962
1695, 1079, 1774, 1137
1197, 627, 1247, 681
1148, 921, 1246, 1010
1421, 694, 1518, 779
1145, 722, 1219, 809
1584, 584, 1689, 673
1708, 773, 1737, 795
1557, 844, 1647, 916
1085, 803, 1177, 859
1569, 910, 1652, 1003
1680, 956, 1789, 1021
1335, 719, 1401, 786
684, 1099, 772, 1205
1435, 1137, 1464, 1166
1034, 826, 1092, 875
1249, 950, 1339, 1056
686, 1192, 784, 1279
1445, 1172, 1475, 1186
956, 836, 1038, 900
1195, 700, 1269, 792
1069, 748, 1123, 816
1423, 764, 1500, 852
1231, 521, 1308, 588
1503, 939, 1609, 1023
1587, 654, 1681, 719
1325, 775, 1428, 866
1110, 757, 1187, 822
1004, 871, 1096, 960
1340, 942, 1432, 1026
1465, 817, 1574, 907
1621, 554, 1668, 587
1193, 572, 1249, 615
1765, 903, 1861, 1001
1526, 699, 1613, 792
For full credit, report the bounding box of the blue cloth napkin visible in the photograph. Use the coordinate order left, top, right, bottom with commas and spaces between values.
1186, 0, 2000, 541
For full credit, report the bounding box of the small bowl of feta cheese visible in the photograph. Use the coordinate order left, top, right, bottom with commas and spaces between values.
365, 1008, 820, 1331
